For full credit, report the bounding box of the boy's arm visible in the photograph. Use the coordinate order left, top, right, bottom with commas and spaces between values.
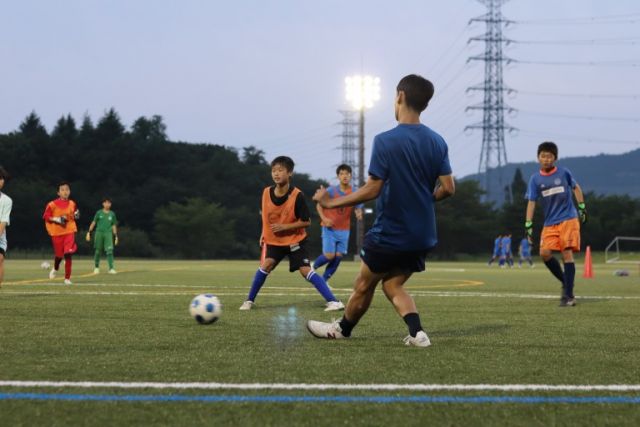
314, 176, 383, 208
86, 221, 96, 241
316, 204, 333, 227
434, 175, 455, 201
113, 224, 119, 245
525, 201, 536, 242
354, 207, 363, 221
573, 184, 587, 223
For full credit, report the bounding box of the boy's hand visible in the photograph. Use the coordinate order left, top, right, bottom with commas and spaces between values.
322, 218, 334, 227
270, 223, 287, 233
51, 216, 67, 226
312, 186, 330, 207
578, 203, 587, 224
85, 232, 91, 242
524, 220, 533, 243
74, 210, 80, 220
114, 236, 119, 246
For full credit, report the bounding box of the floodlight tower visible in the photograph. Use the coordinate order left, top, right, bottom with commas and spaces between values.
345, 75, 380, 256
465, 0, 517, 203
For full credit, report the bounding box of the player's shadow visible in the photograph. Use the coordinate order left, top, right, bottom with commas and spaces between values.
434, 323, 512, 337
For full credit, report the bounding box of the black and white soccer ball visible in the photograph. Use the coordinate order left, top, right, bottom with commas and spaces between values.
189, 294, 222, 324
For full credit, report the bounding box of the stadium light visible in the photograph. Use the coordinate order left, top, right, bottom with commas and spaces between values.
345, 75, 381, 111
344, 74, 380, 259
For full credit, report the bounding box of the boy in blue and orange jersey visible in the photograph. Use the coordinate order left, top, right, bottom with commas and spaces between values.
43, 182, 80, 285
239, 156, 344, 312
313, 164, 363, 284
487, 234, 502, 266
525, 141, 586, 306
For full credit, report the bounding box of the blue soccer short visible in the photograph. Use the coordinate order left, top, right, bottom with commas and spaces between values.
321, 227, 350, 255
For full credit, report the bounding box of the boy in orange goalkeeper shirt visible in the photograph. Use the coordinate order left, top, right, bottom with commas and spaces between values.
43, 182, 80, 284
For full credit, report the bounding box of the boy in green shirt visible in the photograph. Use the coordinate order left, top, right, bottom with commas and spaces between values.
86, 197, 119, 274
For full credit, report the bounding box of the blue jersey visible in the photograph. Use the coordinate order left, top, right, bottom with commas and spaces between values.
525, 166, 578, 226
501, 237, 512, 255
493, 237, 501, 254
520, 238, 530, 255
366, 123, 452, 251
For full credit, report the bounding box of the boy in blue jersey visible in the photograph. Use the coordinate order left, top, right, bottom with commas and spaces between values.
313, 164, 363, 284
518, 236, 533, 268
307, 74, 455, 347
488, 234, 502, 266
500, 233, 514, 268
525, 142, 586, 306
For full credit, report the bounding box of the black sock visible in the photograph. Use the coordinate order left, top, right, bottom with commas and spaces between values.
403, 313, 423, 338
54, 257, 62, 270
339, 316, 357, 337
544, 257, 565, 284
564, 262, 576, 298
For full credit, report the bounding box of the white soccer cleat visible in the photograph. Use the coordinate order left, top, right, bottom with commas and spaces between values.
239, 301, 255, 311
403, 330, 431, 347
64, 279, 73, 285
108, 269, 117, 274
49, 269, 56, 279
324, 301, 345, 311
93, 268, 100, 274
306, 319, 345, 339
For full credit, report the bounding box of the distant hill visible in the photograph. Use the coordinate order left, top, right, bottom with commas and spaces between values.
461, 148, 640, 204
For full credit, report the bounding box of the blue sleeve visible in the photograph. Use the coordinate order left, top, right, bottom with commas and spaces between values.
368, 136, 388, 180
565, 168, 577, 189
439, 143, 453, 176
525, 175, 538, 201
326, 186, 337, 198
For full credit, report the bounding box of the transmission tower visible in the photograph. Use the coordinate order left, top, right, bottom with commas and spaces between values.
465, 0, 517, 203
336, 110, 359, 184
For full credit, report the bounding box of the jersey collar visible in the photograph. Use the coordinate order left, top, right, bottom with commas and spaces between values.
539, 166, 557, 176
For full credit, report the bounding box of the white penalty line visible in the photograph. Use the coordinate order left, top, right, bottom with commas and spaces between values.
1, 289, 639, 300
1, 381, 639, 392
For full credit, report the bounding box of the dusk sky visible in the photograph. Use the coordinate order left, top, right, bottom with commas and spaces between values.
2, 1, 639, 183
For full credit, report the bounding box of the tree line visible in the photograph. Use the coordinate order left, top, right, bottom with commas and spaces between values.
1, 110, 638, 259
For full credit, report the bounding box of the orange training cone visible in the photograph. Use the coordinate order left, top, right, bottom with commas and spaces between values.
583, 245, 594, 278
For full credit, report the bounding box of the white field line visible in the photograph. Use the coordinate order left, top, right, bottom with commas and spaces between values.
1, 288, 639, 300
0, 381, 639, 392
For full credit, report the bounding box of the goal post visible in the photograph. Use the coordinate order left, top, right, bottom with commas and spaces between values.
605, 236, 640, 264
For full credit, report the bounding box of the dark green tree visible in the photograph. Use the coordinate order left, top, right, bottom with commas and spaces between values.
95, 108, 125, 142
51, 114, 78, 143
19, 111, 48, 141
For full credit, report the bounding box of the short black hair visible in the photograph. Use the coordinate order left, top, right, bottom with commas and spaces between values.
0, 166, 9, 181
538, 141, 558, 159
336, 164, 352, 175
396, 74, 435, 113
102, 196, 112, 202
271, 156, 295, 172
57, 181, 70, 190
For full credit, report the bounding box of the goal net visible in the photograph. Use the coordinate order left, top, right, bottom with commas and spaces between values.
605, 236, 640, 264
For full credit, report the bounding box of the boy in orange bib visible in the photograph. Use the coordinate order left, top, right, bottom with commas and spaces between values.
239, 156, 344, 311
43, 182, 79, 284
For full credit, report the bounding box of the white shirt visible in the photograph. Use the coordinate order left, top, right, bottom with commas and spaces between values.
0, 192, 12, 226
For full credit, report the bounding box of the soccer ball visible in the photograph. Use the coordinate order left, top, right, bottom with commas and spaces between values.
40, 261, 51, 270
189, 294, 222, 324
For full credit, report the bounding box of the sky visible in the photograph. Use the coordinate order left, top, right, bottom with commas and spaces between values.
1, 0, 639, 183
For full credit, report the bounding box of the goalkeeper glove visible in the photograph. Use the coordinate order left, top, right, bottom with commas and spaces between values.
577, 203, 587, 224
51, 216, 67, 225
525, 220, 533, 241
74, 210, 80, 220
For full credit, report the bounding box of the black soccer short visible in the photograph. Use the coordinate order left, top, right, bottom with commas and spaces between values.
360, 235, 429, 274
264, 239, 311, 272
0, 247, 5, 256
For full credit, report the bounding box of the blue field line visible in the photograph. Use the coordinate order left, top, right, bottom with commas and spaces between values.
1, 392, 640, 404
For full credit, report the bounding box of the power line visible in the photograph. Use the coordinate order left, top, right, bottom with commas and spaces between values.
518, 110, 640, 122
516, 13, 640, 25
514, 37, 640, 46
516, 90, 640, 100
519, 129, 640, 145
513, 59, 640, 67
